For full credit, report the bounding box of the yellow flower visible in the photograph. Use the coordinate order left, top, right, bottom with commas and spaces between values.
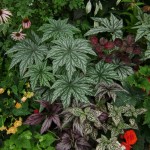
0, 88, 5, 94
7, 89, 11, 96
0, 125, 6, 131
15, 102, 22, 109
21, 96, 27, 102
25, 82, 30, 88
26, 92, 34, 98
7, 126, 17, 134
14, 118, 22, 127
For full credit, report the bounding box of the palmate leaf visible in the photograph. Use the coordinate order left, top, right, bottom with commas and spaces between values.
39, 18, 80, 42
143, 42, 150, 60
6, 31, 48, 76
84, 13, 123, 40
95, 82, 128, 102
47, 37, 96, 80
113, 60, 134, 81
87, 61, 119, 84
51, 73, 93, 107
24, 61, 55, 90
133, 9, 150, 41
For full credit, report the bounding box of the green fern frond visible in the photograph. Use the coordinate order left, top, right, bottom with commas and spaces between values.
47, 37, 96, 80
39, 18, 80, 42
6, 31, 48, 76
24, 61, 55, 90
51, 73, 93, 107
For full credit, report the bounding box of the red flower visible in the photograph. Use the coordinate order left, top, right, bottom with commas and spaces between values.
34, 109, 39, 114
121, 142, 131, 150
124, 130, 137, 145
104, 41, 115, 50
89, 36, 98, 45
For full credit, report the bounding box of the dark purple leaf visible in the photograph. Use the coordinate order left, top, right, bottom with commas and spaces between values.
76, 137, 91, 147
41, 117, 52, 134
114, 38, 123, 47
56, 133, 71, 150
36, 100, 50, 110
24, 113, 45, 125
52, 115, 61, 128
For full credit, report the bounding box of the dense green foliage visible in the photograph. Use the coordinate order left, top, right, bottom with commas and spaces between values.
1, 0, 150, 150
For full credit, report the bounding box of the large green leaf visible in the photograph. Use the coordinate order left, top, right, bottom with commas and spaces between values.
143, 42, 150, 60
24, 61, 55, 90
87, 61, 119, 84
113, 60, 134, 81
84, 13, 123, 40
133, 9, 150, 41
39, 18, 80, 41
114, 83, 145, 107
6, 31, 48, 76
51, 73, 93, 107
47, 37, 96, 80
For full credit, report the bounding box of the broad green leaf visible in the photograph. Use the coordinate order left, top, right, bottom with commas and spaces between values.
87, 61, 119, 84
51, 73, 93, 107
24, 61, 55, 90
113, 60, 133, 80
85, 13, 123, 39
39, 18, 80, 41
6, 31, 48, 76
47, 37, 96, 80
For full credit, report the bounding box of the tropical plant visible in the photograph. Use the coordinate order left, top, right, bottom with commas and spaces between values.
23, 61, 55, 90
87, 61, 119, 84
39, 18, 80, 42
46, 37, 96, 80
51, 73, 93, 107
56, 129, 91, 150
84, 13, 123, 40
6, 31, 48, 76
95, 82, 128, 102
24, 100, 62, 134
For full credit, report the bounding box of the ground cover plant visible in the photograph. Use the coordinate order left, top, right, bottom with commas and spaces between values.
1, 0, 150, 150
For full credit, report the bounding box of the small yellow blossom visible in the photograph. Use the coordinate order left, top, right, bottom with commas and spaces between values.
0, 125, 7, 131
21, 96, 27, 102
26, 82, 30, 88
15, 102, 22, 109
7, 126, 17, 134
26, 92, 34, 98
7, 89, 11, 96
14, 117, 22, 127
0, 88, 5, 94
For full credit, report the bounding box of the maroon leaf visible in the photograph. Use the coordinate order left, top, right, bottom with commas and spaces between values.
104, 41, 115, 50
52, 115, 61, 128
36, 100, 50, 110
24, 113, 45, 125
41, 117, 52, 134
114, 38, 123, 47
56, 133, 71, 150
99, 37, 108, 46
89, 36, 98, 45
76, 137, 91, 148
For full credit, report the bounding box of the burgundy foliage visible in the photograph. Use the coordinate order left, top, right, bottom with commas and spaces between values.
56, 130, 91, 150
24, 100, 62, 134
89, 35, 142, 66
